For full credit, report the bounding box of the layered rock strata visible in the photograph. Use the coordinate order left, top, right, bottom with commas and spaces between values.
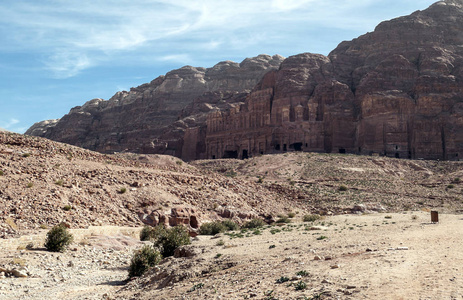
27, 1, 463, 160
206, 0, 463, 160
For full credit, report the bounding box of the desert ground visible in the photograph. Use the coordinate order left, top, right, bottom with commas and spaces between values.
1, 132, 463, 299
1, 212, 462, 299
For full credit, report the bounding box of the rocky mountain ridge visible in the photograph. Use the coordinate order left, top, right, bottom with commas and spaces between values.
27, 0, 463, 160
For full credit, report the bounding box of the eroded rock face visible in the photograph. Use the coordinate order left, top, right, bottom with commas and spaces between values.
26, 55, 284, 160
206, 0, 463, 160
27, 1, 463, 160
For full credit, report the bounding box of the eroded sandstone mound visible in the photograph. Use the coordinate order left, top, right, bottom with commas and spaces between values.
27, 1, 463, 160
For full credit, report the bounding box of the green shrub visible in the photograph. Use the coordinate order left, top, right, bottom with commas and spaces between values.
22, 153, 31, 158
221, 219, 239, 231
118, 187, 127, 194
338, 185, 348, 191
295, 281, 307, 290
139, 225, 168, 241
62, 205, 72, 211
276, 216, 290, 224
0, 170, 4, 176
242, 218, 265, 229
296, 270, 309, 277
287, 212, 296, 218
128, 245, 162, 278
303, 214, 321, 222
447, 184, 455, 189
200, 221, 227, 235
44, 224, 74, 252
276, 276, 290, 283
453, 178, 461, 183
153, 225, 190, 257
55, 179, 64, 186
26, 182, 34, 188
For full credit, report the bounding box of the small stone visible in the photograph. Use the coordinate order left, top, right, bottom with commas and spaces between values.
330, 264, 340, 269
325, 256, 332, 261
396, 247, 409, 250
346, 285, 357, 289
322, 279, 331, 284
11, 269, 28, 278
314, 255, 323, 261
366, 248, 373, 252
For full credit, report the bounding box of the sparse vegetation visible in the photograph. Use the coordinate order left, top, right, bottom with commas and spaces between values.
276, 216, 290, 224
296, 270, 309, 277
221, 219, 239, 231
26, 182, 33, 188
200, 221, 227, 235
153, 225, 190, 257
118, 187, 127, 194
384, 215, 392, 219
287, 212, 296, 218
44, 224, 74, 252
294, 281, 307, 290
339, 185, 348, 191
22, 152, 31, 158
128, 245, 162, 278
242, 218, 266, 229
316, 235, 328, 240
188, 283, 204, 292
62, 205, 72, 211
447, 184, 455, 189
276, 276, 290, 283
0, 170, 4, 176
303, 214, 321, 222
139, 225, 168, 242
55, 179, 64, 186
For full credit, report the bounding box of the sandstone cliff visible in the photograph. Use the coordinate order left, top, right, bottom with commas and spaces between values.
27, 1, 463, 160
207, 0, 463, 160
27, 55, 284, 160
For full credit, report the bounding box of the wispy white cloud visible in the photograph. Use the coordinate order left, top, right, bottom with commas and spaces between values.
0, 0, 437, 79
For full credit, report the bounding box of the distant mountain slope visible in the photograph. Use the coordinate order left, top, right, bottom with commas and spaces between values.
26, 55, 284, 160
27, 0, 463, 160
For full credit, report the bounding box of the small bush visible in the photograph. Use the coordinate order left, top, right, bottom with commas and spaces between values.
140, 225, 168, 241
276, 216, 290, 224
316, 235, 328, 240
27, 182, 34, 188
62, 205, 72, 211
0, 170, 4, 176
118, 187, 127, 194
303, 214, 321, 222
242, 218, 266, 229
453, 178, 461, 183
200, 221, 227, 235
384, 215, 392, 219
447, 184, 455, 189
257, 177, 264, 184
221, 219, 239, 231
338, 185, 348, 191
296, 270, 309, 277
55, 179, 64, 186
153, 225, 191, 257
216, 239, 225, 246
44, 224, 74, 252
22, 153, 31, 158
295, 281, 307, 290
287, 212, 296, 218
128, 245, 162, 278
276, 276, 290, 283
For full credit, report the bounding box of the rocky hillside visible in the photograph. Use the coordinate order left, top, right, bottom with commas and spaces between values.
2, 131, 463, 239
26, 55, 284, 161
27, 0, 463, 161
0, 131, 314, 238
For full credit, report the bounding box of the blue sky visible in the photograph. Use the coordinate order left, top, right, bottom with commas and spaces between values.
0, 0, 436, 133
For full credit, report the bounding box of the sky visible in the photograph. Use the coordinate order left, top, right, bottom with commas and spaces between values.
0, 0, 437, 133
